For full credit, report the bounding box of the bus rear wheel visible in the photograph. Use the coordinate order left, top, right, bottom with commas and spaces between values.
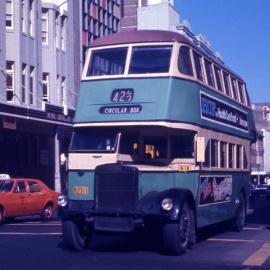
162, 203, 193, 255
62, 220, 90, 251
230, 192, 246, 231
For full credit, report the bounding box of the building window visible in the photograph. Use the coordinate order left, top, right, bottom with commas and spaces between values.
21, 0, 26, 33
6, 61, 14, 101
22, 64, 27, 103
41, 10, 48, 44
42, 73, 49, 102
6, 0, 13, 28
55, 12, 60, 49
61, 16, 66, 51
29, 0, 34, 36
61, 77, 66, 106
29, 66, 34, 105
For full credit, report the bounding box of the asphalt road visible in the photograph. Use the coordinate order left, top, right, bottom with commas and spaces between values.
0, 197, 269, 270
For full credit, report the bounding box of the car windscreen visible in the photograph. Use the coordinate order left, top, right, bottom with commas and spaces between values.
0, 180, 14, 192
87, 47, 128, 76
69, 129, 118, 152
129, 45, 172, 74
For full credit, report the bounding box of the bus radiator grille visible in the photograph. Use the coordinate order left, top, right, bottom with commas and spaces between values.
94, 164, 139, 213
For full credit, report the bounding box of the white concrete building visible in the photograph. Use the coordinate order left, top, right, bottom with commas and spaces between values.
137, 0, 180, 31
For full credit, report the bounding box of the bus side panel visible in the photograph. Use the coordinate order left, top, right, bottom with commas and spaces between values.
67, 171, 95, 201
139, 172, 197, 198
196, 172, 250, 228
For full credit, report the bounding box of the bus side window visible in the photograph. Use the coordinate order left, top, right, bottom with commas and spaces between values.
203, 140, 210, 167
171, 136, 194, 159
178, 46, 193, 76
193, 51, 204, 82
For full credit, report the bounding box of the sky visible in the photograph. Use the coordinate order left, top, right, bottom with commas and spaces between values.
174, 0, 270, 103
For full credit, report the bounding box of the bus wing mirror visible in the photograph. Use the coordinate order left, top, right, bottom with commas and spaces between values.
196, 137, 205, 163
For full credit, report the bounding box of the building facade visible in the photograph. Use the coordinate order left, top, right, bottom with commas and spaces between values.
3, 0, 75, 191
251, 103, 270, 185
121, 0, 177, 32
0, 1, 5, 100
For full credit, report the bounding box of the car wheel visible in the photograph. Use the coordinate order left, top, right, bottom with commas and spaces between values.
162, 202, 193, 255
0, 207, 4, 225
41, 203, 53, 221
62, 220, 89, 251
230, 192, 246, 231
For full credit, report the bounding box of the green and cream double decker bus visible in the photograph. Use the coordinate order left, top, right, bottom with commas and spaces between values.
58, 30, 256, 255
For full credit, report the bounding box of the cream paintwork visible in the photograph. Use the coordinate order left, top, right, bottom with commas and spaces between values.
68, 153, 118, 170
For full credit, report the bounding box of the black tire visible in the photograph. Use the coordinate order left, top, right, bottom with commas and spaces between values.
163, 203, 193, 255
231, 192, 246, 231
41, 203, 54, 221
0, 207, 3, 225
62, 220, 89, 251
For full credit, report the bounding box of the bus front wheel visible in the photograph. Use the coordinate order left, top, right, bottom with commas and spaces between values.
62, 220, 90, 251
162, 203, 193, 255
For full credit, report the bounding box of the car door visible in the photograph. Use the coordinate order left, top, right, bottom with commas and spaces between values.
25, 180, 46, 214
8, 180, 28, 216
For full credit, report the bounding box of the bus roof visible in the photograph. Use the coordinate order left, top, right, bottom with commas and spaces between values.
90, 30, 193, 48
90, 30, 243, 81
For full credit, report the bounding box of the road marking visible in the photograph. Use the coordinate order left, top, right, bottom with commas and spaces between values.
242, 243, 270, 266
244, 227, 265, 231
208, 238, 256, 243
0, 232, 62, 236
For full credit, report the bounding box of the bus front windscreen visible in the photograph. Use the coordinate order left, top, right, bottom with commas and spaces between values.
129, 46, 172, 74
70, 129, 118, 152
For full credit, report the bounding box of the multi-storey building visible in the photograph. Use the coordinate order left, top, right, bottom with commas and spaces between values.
2, 0, 75, 191
251, 103, 270, 185
71, 0, 122, 93
121, 0, 176, 32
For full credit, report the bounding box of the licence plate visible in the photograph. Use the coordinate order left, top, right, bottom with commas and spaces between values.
73, 186, 89, 195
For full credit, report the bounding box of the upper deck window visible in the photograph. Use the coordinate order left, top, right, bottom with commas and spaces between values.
204, 59, 214, 87
193, 51, 204, 82
231, 77, 238, 101
214, 66, 223, 92
88, 47, 128, 76
129, 46, 172, 74
223, 71, 231, 97
237, 81, 245, 104
178, 46, 193, 76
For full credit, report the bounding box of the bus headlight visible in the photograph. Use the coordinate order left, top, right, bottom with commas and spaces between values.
161, 198, 173, 211
58, 194, 68, 207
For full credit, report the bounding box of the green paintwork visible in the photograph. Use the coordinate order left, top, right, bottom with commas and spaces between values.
75, 77, 256, 141
67, 169, 249, 228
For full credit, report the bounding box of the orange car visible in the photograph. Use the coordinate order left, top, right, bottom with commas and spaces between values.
0, 175, 58, 224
